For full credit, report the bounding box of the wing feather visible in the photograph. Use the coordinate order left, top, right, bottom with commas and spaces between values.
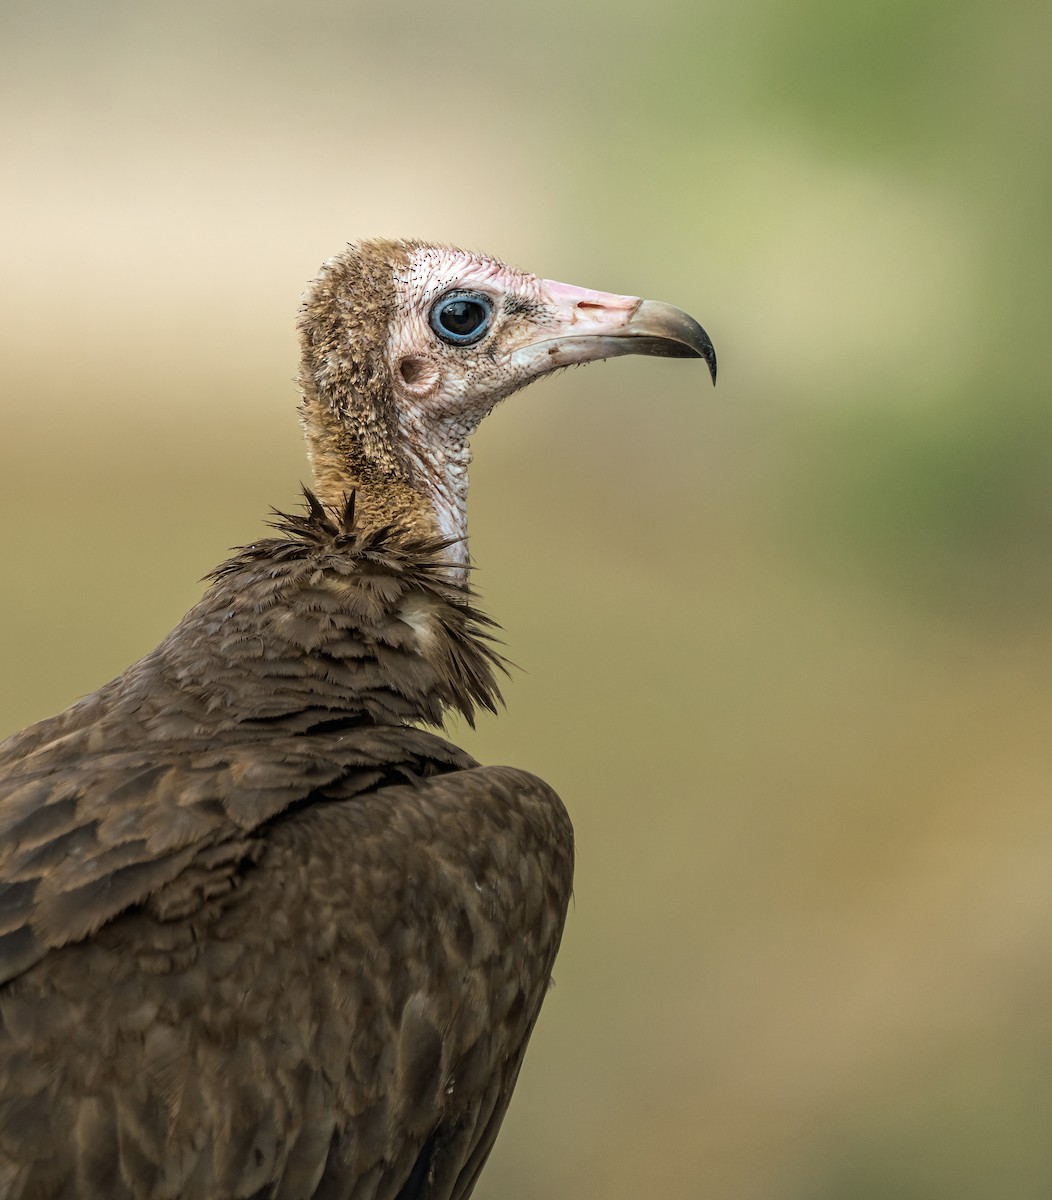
0, 764, 573, 1200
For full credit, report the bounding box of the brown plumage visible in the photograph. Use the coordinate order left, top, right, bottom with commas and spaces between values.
0, 240, 715, 1199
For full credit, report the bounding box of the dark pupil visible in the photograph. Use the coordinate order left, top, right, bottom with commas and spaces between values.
441, 300, 485, 336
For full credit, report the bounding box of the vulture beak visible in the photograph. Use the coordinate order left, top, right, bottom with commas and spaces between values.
513, 278, 717, 384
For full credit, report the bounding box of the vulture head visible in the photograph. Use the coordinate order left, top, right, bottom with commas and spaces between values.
298, 240, 715, 564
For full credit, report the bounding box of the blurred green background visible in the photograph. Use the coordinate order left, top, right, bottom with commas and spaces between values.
2, 0, 1051, 1196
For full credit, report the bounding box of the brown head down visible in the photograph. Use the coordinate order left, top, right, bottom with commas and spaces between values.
298, 239, 716, 568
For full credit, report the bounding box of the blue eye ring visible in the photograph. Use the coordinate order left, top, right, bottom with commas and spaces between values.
429, 291, 494, 346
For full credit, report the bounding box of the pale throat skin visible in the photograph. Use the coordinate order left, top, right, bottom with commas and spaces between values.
297, 239, 716, 578
387, 247, 554, 564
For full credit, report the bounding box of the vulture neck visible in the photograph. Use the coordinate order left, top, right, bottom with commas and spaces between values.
301, 400, 471, 573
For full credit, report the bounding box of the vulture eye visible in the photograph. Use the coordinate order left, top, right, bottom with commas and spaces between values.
430, 292, 493, 346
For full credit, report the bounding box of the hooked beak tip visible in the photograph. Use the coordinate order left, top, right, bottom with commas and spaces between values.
624, 298, 717, 384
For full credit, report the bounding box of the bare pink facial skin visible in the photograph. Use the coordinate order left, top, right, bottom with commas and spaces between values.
386, 246, 715, 563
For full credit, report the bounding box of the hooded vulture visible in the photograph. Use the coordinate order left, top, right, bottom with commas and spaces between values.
0, 240, 716, 1199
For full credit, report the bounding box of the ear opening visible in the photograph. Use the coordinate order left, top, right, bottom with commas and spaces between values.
397, 355, 440, 397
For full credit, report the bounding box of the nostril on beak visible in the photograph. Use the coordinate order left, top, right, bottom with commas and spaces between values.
569, 296, 642, 326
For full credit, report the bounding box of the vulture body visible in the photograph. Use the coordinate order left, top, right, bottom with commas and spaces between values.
0, 241, 715, 1199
